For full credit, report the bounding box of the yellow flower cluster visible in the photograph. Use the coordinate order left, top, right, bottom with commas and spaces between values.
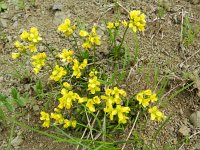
40, 111, 50, 128
58, 88, 80, 109
129, 10, 146, 32
122, 10, 146, 32
88, 75, 100, 94
58, 49, 74, 63
107, 22, 120, 29
58, 19, 76, 37
40, 111, 77, 128
101, 87, 129, 124
148, 106, 166, 121
31, 52, 47, 74
85, 96, 101, 112
12, 27, 42, 59
136, 90, 166, 121
136, 90, 157, 108
50, 65, 67, 81
72, 59, 87, 78
79, 25, 101, 49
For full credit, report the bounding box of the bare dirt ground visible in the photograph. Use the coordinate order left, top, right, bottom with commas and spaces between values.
0, 0, 200, 150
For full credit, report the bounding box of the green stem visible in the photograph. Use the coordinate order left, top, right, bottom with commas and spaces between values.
42, 42, 59, 64
72, 35, 79, 52
117, 26, 129, 52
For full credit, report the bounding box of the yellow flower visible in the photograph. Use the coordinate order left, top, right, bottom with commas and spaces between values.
20, 31, 29, 40
40, 111, 50, 128
89, 69, 98, 77
79, 30, 89, 37
104, 105, 130, 124
150, 94, 158, 103
58, 89, 78, 109
12, 52, 20, 59
50, 65, 67, 81
71, 120, 77, 128
58, 19, 75, 37
28, 43, 37, 52
136, 92, 150, 107
58, 49, 74, 62
31, 52, 47, 74
136, 90, 158, 107
72, 59, 81, 78
107, 22, 120, 29
79, 59, 87, 69
63, 82, 71, 89
51, 113, 64, 124
82, 41, 91, 49
128, 10, 146, 32
14, 41, 26, 52
28, 27, 42, 43
148, 106, 166, 121
63, 119, 77, 128
63, 119, 71, 128
88, 76, 100, 94
86, 96, 101, 112
121, 20, 128, 27
107, 22, 114, 29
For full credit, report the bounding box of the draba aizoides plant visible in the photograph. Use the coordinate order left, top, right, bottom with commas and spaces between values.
11, 10, 166, 141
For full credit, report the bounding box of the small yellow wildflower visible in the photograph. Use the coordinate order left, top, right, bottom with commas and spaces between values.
104, 105, 130, 124
86, 96, 101, 112
58, 89, 79, 109
121, 20, 128, 27
12, 52, 20, 59
79, 30, 89, 37
20, 31, 29, 40
31, 52, 47, 74
28, 27, 42, 43
58, 49, 74, 63
28, 43, 37, 52
148, 106, 166, 121
72, 59, 81, 78
89, 69, 98, 77
40, 111, 50, 128
107, 22, 120, 29
63, 119, 77, 128
14, 41, 26, 52
63, 82, 71, 89
136, 90, 158, 107
129, 10, 146, 32
58, 19, 75, 37
107, 22, 114, 29
88, 76, 100, 94
136, 92, 150, 107
50, 65, 67, 81
63, 119, 71, 128
82, 41, 92, 49
50, 113, 64, 124
79, 59, 87, 69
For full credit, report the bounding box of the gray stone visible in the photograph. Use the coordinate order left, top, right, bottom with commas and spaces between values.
52, 3, 63, 11
178, 125, 190, 136
189, 0, 200, 4
0, 19, 8, 28
53, 11, 71, 26
190, 111, 200, 127
11, 135, 23, 147
33, 105, 39, 111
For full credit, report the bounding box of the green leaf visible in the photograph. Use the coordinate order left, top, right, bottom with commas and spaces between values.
14, 97, 25, 107
0, 93, 7, 101
11, 87, 19, 99
1, 3, 7, 10
0, 107, 7, 125
3, 100, 14, 112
